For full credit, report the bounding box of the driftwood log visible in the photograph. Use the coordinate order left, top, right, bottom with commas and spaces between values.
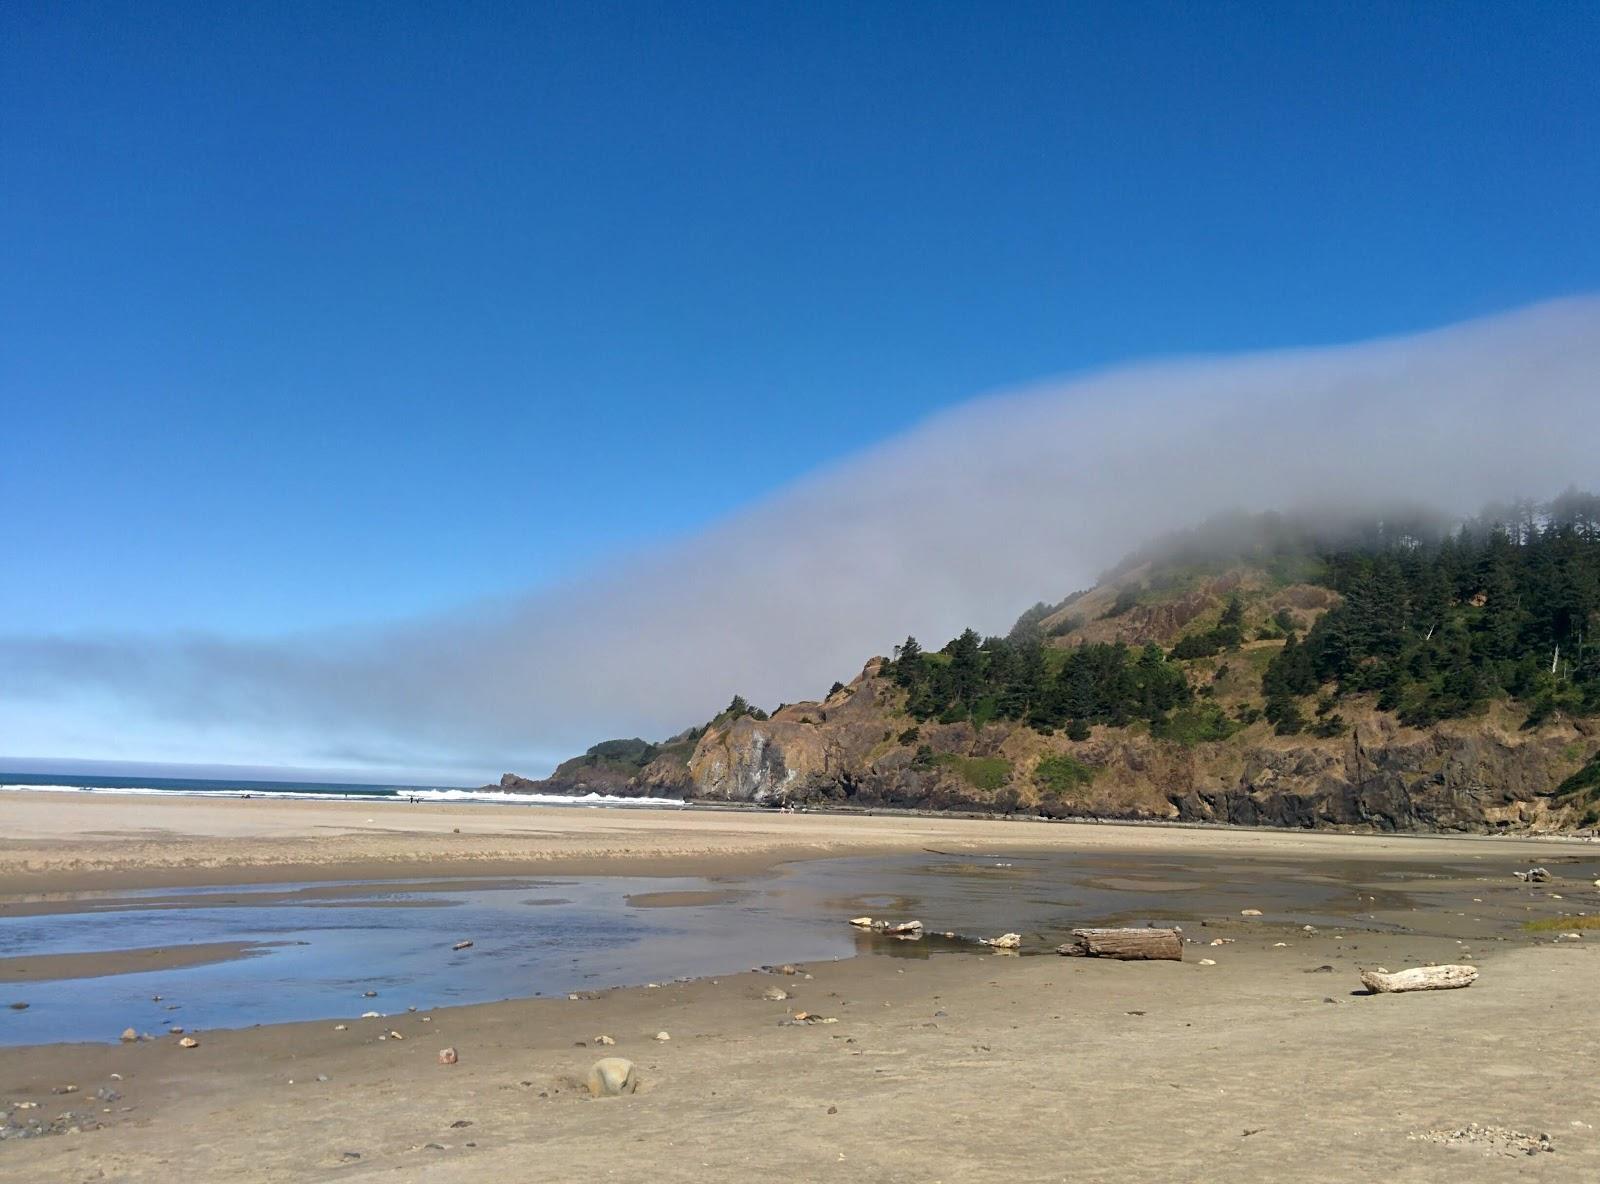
1359, 964, 1478, 993
1057, 928, 1182, 961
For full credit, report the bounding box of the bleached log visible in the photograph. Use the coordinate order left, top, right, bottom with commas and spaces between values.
1057, 928, 1182, 961
1359, 964, 1477, 993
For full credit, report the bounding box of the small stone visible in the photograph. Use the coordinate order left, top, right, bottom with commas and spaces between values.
827, 1105, 838, 1115
333, 1024, 348, 1031
1272, 942, 1287, 948
762, 987, 790, 1001
1198, 959, 1217, 966
437, 1048, 457, 1065
316, 1074, 329, 1082
450, 1119, 472, 1128
387, 1030, 404, 1041
178, 1037, 198, 1049
653, 1031, 670, 1042
594, 1034, 616, 1045
120, 1028, 138, 1043
1240, 909, 1263, 917
586, 1057, 638, 1097
362, 991, 378, 998
778, 965, 798, 975
982, 933, 1022, 949
848, 917, 873, 928
168, 1026, 184, 1035
7, 1002, 27, 1011
452, 940, 474, 951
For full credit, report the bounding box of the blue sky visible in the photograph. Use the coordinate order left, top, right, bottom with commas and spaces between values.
3, 3, 1598, 778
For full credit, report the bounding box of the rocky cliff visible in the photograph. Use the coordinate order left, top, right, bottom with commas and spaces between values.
494, 542, 1600, 833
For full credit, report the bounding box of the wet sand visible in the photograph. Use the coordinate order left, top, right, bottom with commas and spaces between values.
0, 789, 1587, 894
2, 793, 1598, 1181
0, 942, 281, 983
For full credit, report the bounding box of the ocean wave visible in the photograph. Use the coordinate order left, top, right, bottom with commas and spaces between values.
0, 782, 688, 808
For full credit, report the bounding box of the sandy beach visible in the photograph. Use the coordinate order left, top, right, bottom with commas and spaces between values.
2, 792, 1598, 1182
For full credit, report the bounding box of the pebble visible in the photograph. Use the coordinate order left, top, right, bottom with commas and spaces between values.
654, 1031, 671, 1042
178, 1037, 198, 1049
1240, 909, 1263, 917
1197, 959, 1217, 966
438, 1048, 458, 1065
119, 1028, 137, 1043
762, 987, 790, 1001
333, 1024, 348, 1031
594, 1034, 616, 1045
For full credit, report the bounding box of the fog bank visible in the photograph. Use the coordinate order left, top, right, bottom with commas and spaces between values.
5, 298, 1599, 778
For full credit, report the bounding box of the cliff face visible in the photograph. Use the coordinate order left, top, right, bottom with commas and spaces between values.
502, 659, 1598, 833
495, 548, 1600, 833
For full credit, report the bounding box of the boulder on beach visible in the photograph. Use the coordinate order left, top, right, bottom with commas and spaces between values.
587, 1057, 638, 1097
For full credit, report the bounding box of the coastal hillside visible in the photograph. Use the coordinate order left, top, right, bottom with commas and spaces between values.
497, 493, 1600, 832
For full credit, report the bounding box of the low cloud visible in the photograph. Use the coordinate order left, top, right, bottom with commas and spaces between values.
5, 298, 1599, 779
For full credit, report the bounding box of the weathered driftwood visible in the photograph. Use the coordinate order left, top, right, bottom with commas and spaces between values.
1359, 964, 1478, 993
1057, 928, 1182, 961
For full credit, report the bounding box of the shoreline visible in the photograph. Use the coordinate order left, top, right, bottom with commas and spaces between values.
4, 793, 1599, 1179
0, 788, 1586, 899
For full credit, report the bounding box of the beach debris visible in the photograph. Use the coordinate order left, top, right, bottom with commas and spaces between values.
1240, 909, 1263, 917
1514, 867, 1552, 883
981, 933, 1022, 950
782, 1011, 837, 1026
387, 1030, 405, 1040
452, 940, 474, 951
362, 991, 378, 997
1272, 942, 1288, 948
1058, 927, 1182, 961
1208, 938, 1234, 946
1198, 958, 1217, 966
52, 1085, 78, 1094
653, 1031, 670, 1041
1360, 964, 1478, 993
594, 1034, 615, 1045
177, 1037, 199, 1049
7, 1002, 26, 1011
1413, 1123, 1552, 1156
1303, 925, 1317, 933
1560, 932, 1584, 940
168, 1026, 184, 1035
586, 1057, 638, 1097
437, 1048, 457, 1065
848, 917, 874, 928
333, 1024, 348, 1031
119, 1028, 138, 1043
762, 986, 790, 1001
777, 964, 798, 975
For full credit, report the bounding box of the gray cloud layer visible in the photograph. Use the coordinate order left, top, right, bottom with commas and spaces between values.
5, 298, 1599, 778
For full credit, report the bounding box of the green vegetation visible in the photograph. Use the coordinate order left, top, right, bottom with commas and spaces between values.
1556, 751, 1600, 801
1523, 915, 1600, 932
1167, 595, 1246, 660
886, 629, 1193, 735
1151, 703, 1239, 745
934, 753, 1012, 790
1035, 753, 1096, 793
1260, 491, 1600, 732
719, 694, 769, 722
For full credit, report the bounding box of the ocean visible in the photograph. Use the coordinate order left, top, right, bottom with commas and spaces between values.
0, 772, 683, 808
